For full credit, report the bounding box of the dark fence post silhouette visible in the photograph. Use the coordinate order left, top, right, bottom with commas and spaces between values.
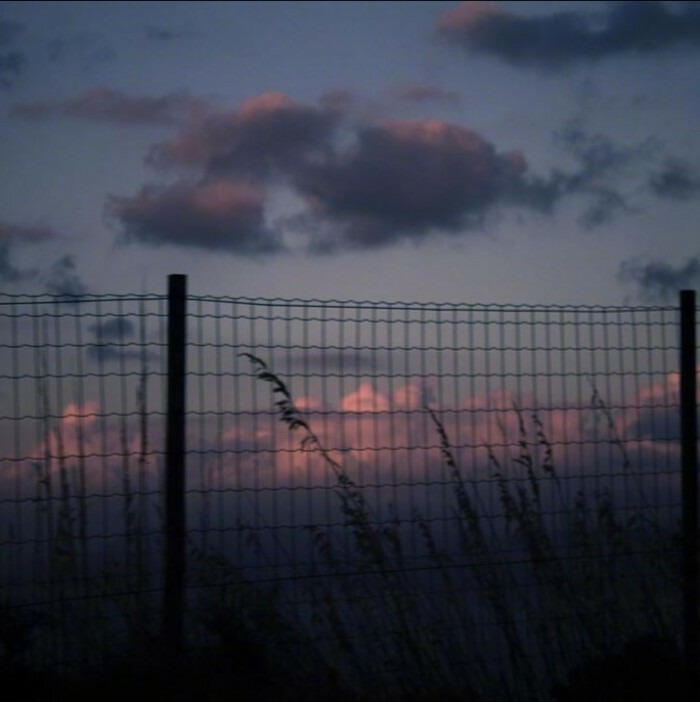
681, 289, 698, 700
163, 274, 187, 664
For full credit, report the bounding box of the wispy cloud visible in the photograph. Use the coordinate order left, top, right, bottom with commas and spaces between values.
42, 255, 89, 299
12, 86, 207, 126
145, 25, 195, 42
90, 315, 135, 341
0, 19, 25, 90
0, 220, 55, 283
649, 159, 700, 200
618, 255, 700, 302
86, 315, 153, 363
503, 124, 656, 228
108, 179, 284, 255
437, 1, 700, 68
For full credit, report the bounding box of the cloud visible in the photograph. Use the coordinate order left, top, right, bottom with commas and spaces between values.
0, 243, 34, 283
437, 1, 700, 68
527, 124, 655, 228
620, 366, 699, 446
0, 19, 25, 90
294, 119, 529, 251
618, 255, 700, 302
577, 186, 630, 229
14, 400, 162, 494
90, 315, 136, 341
86, 315, 154, 363
392, 83, 461, 107
108, 179, 284, 255
12, 86, 207, 126
43, 255, 89, 299
0, 222, 89, 298
147, 91, 338, 178
107, 91, 649, 256
145, 25, 194, 41
319, 88, 355, 113
649, 159, 700, 200
557, 124, 648, 180
0, 220, 55, 283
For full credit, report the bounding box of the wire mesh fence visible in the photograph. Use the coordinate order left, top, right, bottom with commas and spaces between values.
0, 286, 695, 700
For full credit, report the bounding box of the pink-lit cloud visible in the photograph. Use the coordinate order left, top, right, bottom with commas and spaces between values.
89, 88, 673, 254
108, 179, 284, 255
437, 1, 700, 68
437, 1, 503, 35
297, 118, 529, 251
5, 400, 159, 499
146, 91, 338, 177
5, 364, 683, 541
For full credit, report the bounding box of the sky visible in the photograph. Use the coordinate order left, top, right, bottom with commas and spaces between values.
1, 0, 700, 305
0, 3, 691, 682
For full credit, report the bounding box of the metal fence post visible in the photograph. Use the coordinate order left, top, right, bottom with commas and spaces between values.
164, 274, 187, 663
681, 288, 698, 700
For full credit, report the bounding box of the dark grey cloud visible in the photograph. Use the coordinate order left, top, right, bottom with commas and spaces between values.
145, 26, 194, 41
578, 187, 630, 228
12, 86, 207, 126
89, 316, 135, 341
437, 1, 700, 68
107, 93, 337, 255
0, 242, 35, 283
43, 256, 89, 300
126, 94, 538, 253
294, 120, 529, 251
0, 220, 55, 283
147, 92, 338, 179
618, 255, 700, 302
557, 125, 650, 181
108, 179, 284, 256
0, 20, 25, 90
86, 315, 151, 364
108, 91, 654, 256
649, 160, 700, 200
293, 119, 652, 251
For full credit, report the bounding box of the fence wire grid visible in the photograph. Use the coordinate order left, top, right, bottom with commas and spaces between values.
0, 289, 695, 700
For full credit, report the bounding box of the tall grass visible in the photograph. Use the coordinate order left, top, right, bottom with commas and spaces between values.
240, 353, 683, 701
1, 342, 684, 701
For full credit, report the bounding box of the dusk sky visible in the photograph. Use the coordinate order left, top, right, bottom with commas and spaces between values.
1, 0, 700, 305
0, 6, 692, 688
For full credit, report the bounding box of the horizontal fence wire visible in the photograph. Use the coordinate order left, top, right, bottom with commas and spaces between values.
0, 291, 694, 701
